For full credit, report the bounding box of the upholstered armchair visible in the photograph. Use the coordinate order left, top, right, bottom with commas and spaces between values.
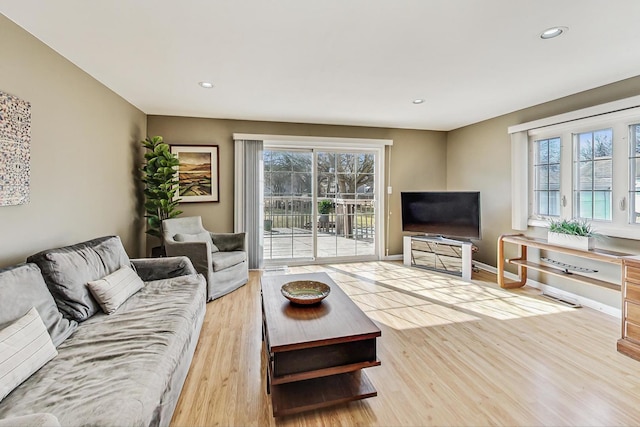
162, 216, 248, 301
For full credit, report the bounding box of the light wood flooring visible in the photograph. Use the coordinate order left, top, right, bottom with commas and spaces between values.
170, 261, 640, 426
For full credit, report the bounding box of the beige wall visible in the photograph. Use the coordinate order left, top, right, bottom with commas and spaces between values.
6, 8, 640, 307
447, 75, 640, 306
0, 15, 147, 266
147, 116, 447, 255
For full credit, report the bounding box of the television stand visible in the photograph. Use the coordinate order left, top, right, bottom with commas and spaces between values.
403, 235, 473, 280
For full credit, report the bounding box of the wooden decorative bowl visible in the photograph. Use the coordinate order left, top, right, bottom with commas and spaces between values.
281, 280, 331, 305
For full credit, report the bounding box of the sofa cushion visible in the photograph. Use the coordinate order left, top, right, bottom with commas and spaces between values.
0, 263, 76, 347
0, 307, 58, 402
0, 273, 206, 427
27, 236, 131, 322
174, 232, 219, 253
87, 266, 144, 314
210, 250, 246, 272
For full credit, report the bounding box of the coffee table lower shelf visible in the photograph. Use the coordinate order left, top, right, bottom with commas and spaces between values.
271, 371, 377, 417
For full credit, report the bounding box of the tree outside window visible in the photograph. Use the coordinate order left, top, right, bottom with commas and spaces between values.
575, 129, 612, 221
534, 137, 561, 216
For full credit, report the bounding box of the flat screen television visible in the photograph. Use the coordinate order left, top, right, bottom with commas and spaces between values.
401, 191, 481, 240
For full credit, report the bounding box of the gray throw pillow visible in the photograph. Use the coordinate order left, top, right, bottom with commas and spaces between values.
174, 232, 220, 253
27, 236, 131, 322
0, 263, 77, 347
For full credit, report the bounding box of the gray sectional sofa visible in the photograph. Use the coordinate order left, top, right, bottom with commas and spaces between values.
0, 236, 207, 427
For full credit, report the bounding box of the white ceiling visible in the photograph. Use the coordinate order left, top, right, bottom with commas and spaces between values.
2, 0, 640, 131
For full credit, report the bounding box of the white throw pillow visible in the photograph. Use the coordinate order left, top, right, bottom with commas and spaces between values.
87, 265, 144, 314
0, 307, 58, 402
174, 231, 219, 253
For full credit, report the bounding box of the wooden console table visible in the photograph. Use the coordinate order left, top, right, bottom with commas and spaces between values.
261, 272, 381, 417
497, 234, 629, 290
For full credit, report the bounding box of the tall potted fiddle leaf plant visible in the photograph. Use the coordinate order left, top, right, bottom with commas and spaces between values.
141, 136, 182, 255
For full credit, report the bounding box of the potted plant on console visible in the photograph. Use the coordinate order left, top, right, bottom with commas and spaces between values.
141, 136, 182, 256
547, 218, 597, 251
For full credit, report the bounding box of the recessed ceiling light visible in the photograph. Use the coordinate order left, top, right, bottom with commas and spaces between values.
198, 81, 214, 88
540, 26, 568, 40
412, 99, 425, 104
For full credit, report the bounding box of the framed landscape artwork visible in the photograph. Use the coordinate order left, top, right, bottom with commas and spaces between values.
170, 145, 220, 202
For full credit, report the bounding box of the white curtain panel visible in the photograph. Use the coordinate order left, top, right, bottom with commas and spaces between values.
234, 139, 263, 269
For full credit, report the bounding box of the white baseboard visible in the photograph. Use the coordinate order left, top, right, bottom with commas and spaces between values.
473, 260, 495, 273
473, 261, 621, 318
383, 254, 403, 261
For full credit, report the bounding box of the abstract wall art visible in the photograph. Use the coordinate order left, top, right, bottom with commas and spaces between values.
0, 91, 31, 206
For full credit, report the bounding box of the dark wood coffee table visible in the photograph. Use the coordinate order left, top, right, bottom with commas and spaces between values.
261, 272, 381, 417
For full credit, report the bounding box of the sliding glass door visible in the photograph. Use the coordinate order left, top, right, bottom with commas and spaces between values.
263, 147, 378, 264
316, 151, 375, 259
263, 150, 314, 261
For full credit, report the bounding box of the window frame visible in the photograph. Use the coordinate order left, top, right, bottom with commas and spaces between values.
629, 124, 640, 225
524, 110, 640, 239
262, 137, 388, 263
530, 136, 562, 218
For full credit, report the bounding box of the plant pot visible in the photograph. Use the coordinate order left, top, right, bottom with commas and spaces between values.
547, 232, 595, 251
151, 245, 166, 258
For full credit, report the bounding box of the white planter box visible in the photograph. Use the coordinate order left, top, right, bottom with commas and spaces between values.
547, 232, 595, 251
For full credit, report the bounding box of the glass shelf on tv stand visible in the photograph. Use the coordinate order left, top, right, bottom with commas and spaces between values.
402, 235, 473, 279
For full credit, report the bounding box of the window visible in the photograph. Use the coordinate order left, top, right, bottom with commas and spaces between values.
513, 99, 640, 240
533, 137, 561, 217
574, 128, 612, 221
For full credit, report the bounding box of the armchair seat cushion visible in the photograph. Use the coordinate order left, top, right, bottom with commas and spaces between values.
211, 251, 246, 272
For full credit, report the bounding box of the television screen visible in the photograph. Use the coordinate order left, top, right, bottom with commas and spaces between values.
401, 191, 481, 240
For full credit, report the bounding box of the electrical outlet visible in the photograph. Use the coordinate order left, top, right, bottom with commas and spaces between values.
387, 186, 392, 194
